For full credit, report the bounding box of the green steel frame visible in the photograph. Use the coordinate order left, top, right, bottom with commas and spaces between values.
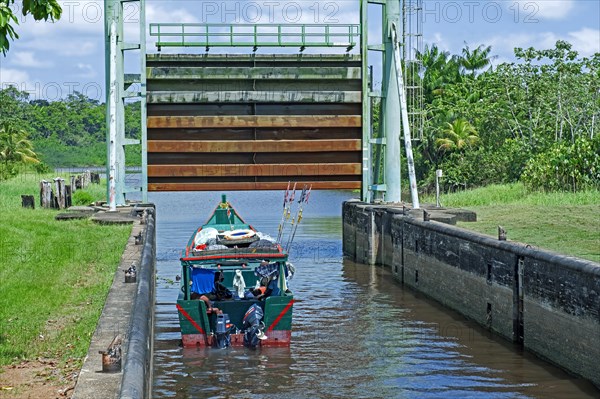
105, 1, 409, 204
150, 23, 360, 52
104, 0, 147, 205
360, 0, 371, 202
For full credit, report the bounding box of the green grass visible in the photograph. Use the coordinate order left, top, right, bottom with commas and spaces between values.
424, 183, 600, 263
0, 172, 131, 366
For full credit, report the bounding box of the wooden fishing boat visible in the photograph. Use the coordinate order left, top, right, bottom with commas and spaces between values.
177, 194, 294, 348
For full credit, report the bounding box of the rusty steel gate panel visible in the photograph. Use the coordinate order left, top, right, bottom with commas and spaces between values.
146, 54, 362, 191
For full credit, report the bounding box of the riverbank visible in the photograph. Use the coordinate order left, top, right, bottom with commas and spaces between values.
0, 173, 132, 397
425, 183, 600, 262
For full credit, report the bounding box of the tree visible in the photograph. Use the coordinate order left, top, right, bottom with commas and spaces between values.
416, 44, 461, 102
0, 123, 39, 164
435, 119, 480, 152
460, 43, 495, 76
0, 0, 62, 55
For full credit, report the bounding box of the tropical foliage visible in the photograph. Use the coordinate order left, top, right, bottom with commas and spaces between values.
0, 40, 598, 192
0, 0, 62, 54
0, 122, 39, 179
0, 87, 142, 177
405, 40, 600, 192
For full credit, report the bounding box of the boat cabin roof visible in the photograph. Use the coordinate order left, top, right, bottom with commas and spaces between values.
181, 247, 287, 266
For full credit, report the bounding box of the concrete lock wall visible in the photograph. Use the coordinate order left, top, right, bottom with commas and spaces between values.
120, 208, 157, 399
342, 201, 600, 387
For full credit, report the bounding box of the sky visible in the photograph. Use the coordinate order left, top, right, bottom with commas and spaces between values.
0, 0, 598, 101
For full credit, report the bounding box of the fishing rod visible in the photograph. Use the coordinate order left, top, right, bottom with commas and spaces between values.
278, 182, 296, 244
276, 181, 291, 244
226, 204, 234, 231
283, 184, 304, 246
286, 184, 311, 253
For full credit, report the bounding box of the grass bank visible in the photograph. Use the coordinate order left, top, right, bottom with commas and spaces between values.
425, 183, 600, 263
0, 173, 132, 367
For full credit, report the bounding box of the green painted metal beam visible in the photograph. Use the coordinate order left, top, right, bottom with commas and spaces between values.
146, 53, 362, 63
149, 23, 360, 51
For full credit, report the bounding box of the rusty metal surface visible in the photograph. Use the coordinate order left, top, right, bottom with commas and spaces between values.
148, 163, 361, 177
147, 115, 361, 128
148, 139, 361, 153
148, 181, 362, 191
148, 152, 362, 165
146, 53, 364, 191
147, 127, 362, 141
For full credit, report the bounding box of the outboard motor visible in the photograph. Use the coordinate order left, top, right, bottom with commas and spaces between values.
215, 313, 232, 349
242, 304, 267, 349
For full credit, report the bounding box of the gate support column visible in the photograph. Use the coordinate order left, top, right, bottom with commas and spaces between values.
382, 0, 402, 203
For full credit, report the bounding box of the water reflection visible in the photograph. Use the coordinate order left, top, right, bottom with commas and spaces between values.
151, 191, 598, 399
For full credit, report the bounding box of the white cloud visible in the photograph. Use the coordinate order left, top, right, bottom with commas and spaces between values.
426, 32, 453, 52
0, 68, 31, 89
485, 28, 599, 59
485, 32, 556, 55
510, 0, 575, 20
75, 63, 97, 79
10, 51, 52, 68
20, 38, 97, 56
567, 28, 600, 56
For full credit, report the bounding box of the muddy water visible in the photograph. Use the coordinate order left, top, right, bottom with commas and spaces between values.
150, 191, 598, 398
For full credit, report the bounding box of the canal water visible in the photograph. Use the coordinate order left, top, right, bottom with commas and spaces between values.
151, 191, 598, 398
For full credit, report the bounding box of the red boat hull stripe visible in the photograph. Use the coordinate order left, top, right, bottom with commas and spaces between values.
176, 303, 205, 335
267, 299, 295, 332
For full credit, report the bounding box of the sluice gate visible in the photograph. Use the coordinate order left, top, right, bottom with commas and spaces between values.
146, 54, 363, 192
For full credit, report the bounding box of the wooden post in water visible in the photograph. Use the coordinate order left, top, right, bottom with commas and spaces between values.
40, 180, 53, 208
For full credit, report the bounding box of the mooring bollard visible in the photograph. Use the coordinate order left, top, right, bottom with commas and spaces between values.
498, 226, 507, 241
140, 209, 148, 225
99, 335, 122, 373
124, 264, 137, 283
134, 231, 143, 245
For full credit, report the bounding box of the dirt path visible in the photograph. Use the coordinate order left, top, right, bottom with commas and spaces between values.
0, 359, 78, 399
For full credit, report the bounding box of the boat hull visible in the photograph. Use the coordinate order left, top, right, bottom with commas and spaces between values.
181, 330, 292, 348
177, 296, 294, 348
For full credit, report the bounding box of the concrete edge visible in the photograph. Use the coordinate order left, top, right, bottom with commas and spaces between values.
72, 211, 145, 399
399, 214, 600, 274
119, 208, 156, 399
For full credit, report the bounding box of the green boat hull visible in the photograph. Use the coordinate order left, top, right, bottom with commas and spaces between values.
178, 195, 294, 348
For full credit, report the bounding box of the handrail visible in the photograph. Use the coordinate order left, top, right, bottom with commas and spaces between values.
149, 23, 360, 52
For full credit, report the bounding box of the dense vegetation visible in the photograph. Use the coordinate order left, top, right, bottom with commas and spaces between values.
0, 88, 141, 173
376, 40, 599, 193
1, 40, 598, 193
0, 0, 62, 54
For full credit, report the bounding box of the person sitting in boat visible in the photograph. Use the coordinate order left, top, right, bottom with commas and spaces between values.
212, 269, 233, 301
189, 268, 222, 314
248, 277, 272, 300
190, 293, 222, 314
